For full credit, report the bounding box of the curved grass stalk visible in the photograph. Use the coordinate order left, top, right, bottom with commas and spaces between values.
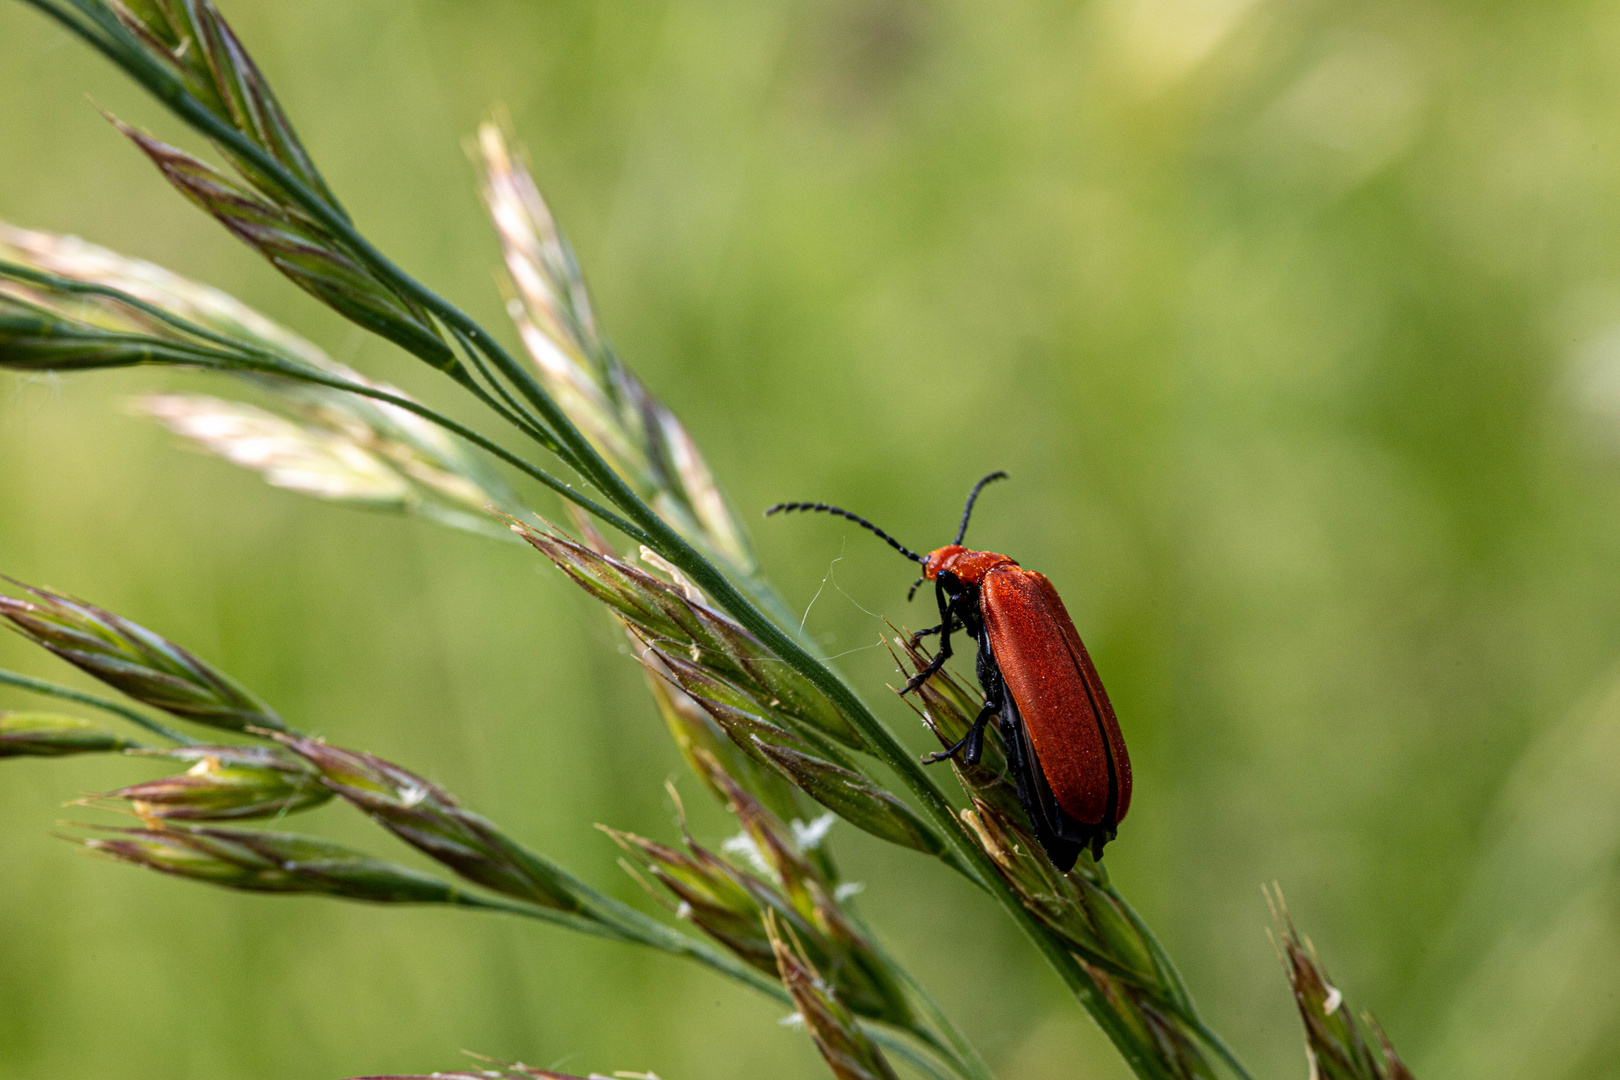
0, 667, 196, 744
14, 5, 1247, 1075
0, 259, 653, 549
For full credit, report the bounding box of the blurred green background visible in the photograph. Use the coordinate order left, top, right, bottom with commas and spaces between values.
5, 1, 1620, 1077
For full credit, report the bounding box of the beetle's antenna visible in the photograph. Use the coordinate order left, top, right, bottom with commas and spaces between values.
906, 576, 926, 602
765, 502, 925, 564
955, 471, 1009, 545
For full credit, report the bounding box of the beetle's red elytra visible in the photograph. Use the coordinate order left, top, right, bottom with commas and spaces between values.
767, 473, 1131, 870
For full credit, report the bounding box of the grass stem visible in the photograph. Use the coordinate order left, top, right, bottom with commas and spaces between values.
0, 668, 196, 744
9, 8, 1245, 1072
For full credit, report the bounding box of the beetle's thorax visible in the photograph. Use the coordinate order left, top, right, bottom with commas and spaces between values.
923, 545, 1016, 585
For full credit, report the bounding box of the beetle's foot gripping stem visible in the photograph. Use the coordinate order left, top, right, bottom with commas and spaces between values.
922, 709, 991, 766
909, 624, 943, 647
901, 658, 946, 695
902, 628, 954, 694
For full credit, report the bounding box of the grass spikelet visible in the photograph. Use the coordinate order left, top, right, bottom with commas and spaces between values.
603, 780, 912, 1027
114, 120, 455, 371
633, 631, 803, 821
477, 122, 757, 578
515, 522, 863, 750
270, 733, 590, 914
0, 711, 140, 757
138, 394, 416, 506
103, 746, 332, 821
0, 579, 285, 734
1270, 889, 1415, 1080
135, 393, 518, 536
79, 823, 484, 905
767, 911, 902, 1080
100, 0, 343, 209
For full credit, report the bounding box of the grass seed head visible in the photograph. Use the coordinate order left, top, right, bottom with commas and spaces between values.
0, 580, 285, 734
106, 746, 331, 821
516, 524, 863, 750
138, 395, 414, 507
639, 638, 942, 859
81, 824, 472, 904
477, 122, 757, 578
766, 911, 901, 1080
753, 741, 945, 858
633, 635, 802, 821
0, 712, 139, 757
1270, 888, 1415, 1080
103, 0, 343, 211
605, 807, 911, 1027
271, 733, 586, 913
114, 120, 456, 373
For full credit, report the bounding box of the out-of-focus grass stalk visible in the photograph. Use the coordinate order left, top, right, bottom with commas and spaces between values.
136, 393, 434, 510
0, 221, 329, 366
351, 1060, 614, 1080
1, 224, 524, 537
11, 5, 1249, 1076
0, 258, 641, 542
0, 219, 515, 506
0, 712, 142, 756
475, 124, 789, 619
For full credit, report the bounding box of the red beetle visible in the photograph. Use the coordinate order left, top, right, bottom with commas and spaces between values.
768, 473, 1130, 869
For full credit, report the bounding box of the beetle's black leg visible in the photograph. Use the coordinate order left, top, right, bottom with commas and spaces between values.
923, 708, 987, 764
902, 579, 957, 694
960, 700, 991, 765
902, 638, 952, 694
923, 673, 1001, 765
910, 607, 965, 646
923, 701, 995, 764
